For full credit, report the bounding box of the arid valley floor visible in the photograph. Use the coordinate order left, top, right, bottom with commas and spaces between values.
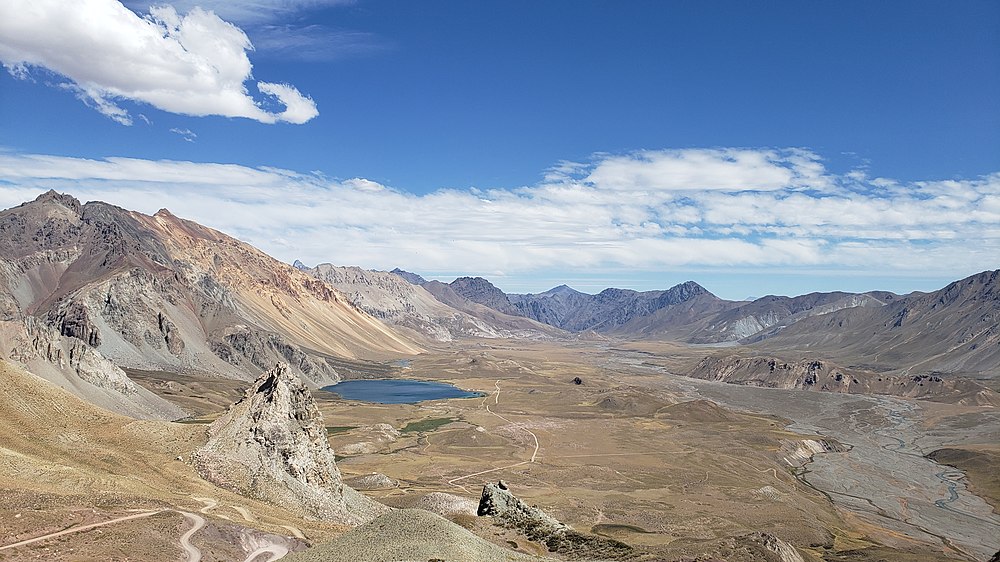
3, 339, 997, 562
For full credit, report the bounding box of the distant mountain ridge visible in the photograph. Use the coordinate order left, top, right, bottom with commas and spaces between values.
687, 290, 900, 344
390, 268, 428, 285
751, 269, 1000, 374
445, 276, 721, 332
388, 267, 999, 376
301, 264, 561, 342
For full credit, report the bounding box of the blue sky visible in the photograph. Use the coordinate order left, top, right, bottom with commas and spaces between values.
0, 0, 998, 299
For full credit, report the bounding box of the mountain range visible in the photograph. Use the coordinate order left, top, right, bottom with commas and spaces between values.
383, 268, 998, 377
1, 191, 995, 423
298, 263, 561, 342
0, 191, 420, 418
1, 192, 997, 561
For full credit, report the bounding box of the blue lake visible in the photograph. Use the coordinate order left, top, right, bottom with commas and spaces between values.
322, 379, 483, 404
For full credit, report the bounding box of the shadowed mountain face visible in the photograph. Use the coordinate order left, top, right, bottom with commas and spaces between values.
687, 291, 899, 343
751, 269, 1000, 375
0, 191, 420, 417
448, 276, 725, 332
435, 269, 999, 377
449, 276, 524, 316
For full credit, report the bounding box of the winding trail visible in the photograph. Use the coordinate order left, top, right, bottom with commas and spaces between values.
178, 511, 205, 562
0, 499, 290, 562
0, 507, 208, 561
243, 544, 289, 562
447, 380, 541, 491
280, 524, 306, 540
193, 496, 218, 514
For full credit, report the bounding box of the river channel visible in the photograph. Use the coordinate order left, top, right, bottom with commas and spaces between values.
605, 351, 1000, 561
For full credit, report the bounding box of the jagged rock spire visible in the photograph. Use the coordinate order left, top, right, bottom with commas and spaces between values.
194, 363, 388, 524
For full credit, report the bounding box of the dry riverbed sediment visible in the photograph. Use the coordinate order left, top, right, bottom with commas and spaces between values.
613, 355, 1000, 562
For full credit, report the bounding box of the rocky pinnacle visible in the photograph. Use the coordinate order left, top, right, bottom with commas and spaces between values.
193, 363, 389, 525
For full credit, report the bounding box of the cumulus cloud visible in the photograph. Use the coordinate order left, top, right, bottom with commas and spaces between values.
0, 149, 996, 284
0, 0, 318, 125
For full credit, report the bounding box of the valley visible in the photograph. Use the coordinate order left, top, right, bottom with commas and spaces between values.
599, 345, 1000, 560
97, 340, 1000, 561
0, 193, 997, 561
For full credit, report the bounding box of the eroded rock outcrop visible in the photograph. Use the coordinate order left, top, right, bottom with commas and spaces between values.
1, 316, 184, 419
212, 326, 341, 386
478, 480, 632, 559
193, 363, 388, 524
688, 355, 1000, 405
672, 531, 805, 562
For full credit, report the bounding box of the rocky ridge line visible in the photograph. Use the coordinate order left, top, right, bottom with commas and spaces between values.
688, 355, 1000, 405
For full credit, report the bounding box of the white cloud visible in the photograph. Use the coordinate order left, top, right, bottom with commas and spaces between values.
0, 149, 996, 282
257, 82, 319, 124
169, 128, 197, 142
583, 148, 832, 192
0, 0, 318, 125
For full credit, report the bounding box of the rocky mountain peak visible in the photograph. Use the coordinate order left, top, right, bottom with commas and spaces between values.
660, 280, 713, 304
937, 268, 999, 306
193, 363, 388, 524
152, 208, 176, 219
292, 259, 310, 271
449, 276, 521, 316
389, 268, 427, 285
538, 284, 581, 297
31, 189, 82, 213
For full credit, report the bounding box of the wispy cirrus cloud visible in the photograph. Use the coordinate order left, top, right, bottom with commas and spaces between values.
169, 128, 197, 142
582, 148, 833, 192
252, 25, 388, 61
122, 0, 387, 62
0, 149, 996, 285
0, 0, 318, 125
123, 0, 356, 25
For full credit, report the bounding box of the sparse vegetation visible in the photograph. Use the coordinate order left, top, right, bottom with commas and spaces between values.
326, 425, 356, 435
400, 417, 455, 433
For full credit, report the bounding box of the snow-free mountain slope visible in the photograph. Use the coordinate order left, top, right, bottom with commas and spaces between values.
0, 192, 421, 419
751, 270, 1000, 375
304, 264, 557, 341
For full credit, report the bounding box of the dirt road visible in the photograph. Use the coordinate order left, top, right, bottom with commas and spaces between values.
448, 380, 541, 490
243, 544, 290, 562
0, 510, 163, 552
179, 511, 205, 561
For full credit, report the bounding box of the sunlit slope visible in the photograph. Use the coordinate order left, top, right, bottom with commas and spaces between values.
0, 192, 420, 395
